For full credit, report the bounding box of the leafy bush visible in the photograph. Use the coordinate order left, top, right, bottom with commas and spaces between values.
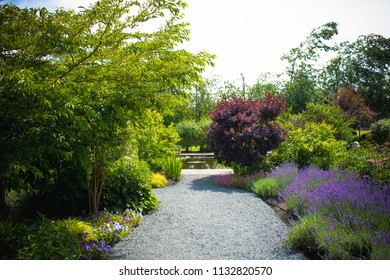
269, 122, 346, 169
17, 215, 84, 260
252, 178, 279, 198
150, 173, 168, 188
176, 119, 199, 151
338, 145, 390, 183
207, 94, 287, 170
134, 109, 181, 170
13, 210, 141, 260
333, 87, 378, 133
371, 118, 390, 144
176, 117, 211, 152
102, 158, 159, 214
159, 157, 182, 181
0, 218, 27, 259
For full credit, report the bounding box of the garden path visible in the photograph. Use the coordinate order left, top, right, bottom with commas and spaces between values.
109, 171, 306, 260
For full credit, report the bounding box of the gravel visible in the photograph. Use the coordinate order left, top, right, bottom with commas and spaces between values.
109, 173, 307, 260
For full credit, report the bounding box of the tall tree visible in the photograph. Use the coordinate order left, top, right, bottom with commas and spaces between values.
0, 1, 214, 216
281, 22, 338, 113
323, 34, 390, 117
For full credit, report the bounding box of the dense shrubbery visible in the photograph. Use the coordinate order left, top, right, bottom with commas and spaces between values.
280, 103, 354, 141
102, 159, 159, 214
207, 94, 287, 173
371, 119, 390, 144
338, 144, 390, 183
215, 162, 390, 259
135, 109, 181, 170
175, 117, 211, 152
269, 122, 346, 169
1, 210, 141, 260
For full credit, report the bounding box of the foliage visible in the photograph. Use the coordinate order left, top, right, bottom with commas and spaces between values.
282, 22, 338, 113
134, 109, 180, 169
102, 158, 159, 214
269, 162, 299, 191
17, 215, 84, 260
333, 87, 378, 133
150, 173, 168, 188
213, 172, 267, 191
269, 122, 346, 170
175, 119, 199, 151
252, 178, 279, 198
302, 103, 354, 141
3, 210, 140, 260
176, 117, 211, 152
338, 144, 390, 183
0, 1, 213, 216
323, 34, 390, 117
159, 157, 183, 181
207, 94, 287, 170
0, 218, 27, 259
371, 119, 390, 144
85, 210, 141, 252
281, 167, 390, 259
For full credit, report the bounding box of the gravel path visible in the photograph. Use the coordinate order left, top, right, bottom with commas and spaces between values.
109, 173, 306, 260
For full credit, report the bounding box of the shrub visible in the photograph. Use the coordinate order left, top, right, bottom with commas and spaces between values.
0, 218, 27, 259
134, 109, 181, 170
159, 157, 182, 181
207, 93, 287, 171
269, 122, 346, 170
14, 210, 141, 260
176, 119, 199, 152
150, 173, 168, 188
371, 118, 390, 144
333, 87, 378, 134
102, 158, 159, 214
252, 178, 279, 198
338, 145, 390, 183
17, 215, 83, 260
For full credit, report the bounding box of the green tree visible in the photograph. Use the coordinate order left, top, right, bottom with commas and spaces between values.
281, 22, 338, 113
0, 1, 213, 216
323, 34, 390, 117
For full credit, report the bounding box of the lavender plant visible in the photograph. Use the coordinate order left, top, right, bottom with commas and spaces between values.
281, 166, 390, 259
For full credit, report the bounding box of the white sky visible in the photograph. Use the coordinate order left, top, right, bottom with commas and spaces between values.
6, 0, 390, 84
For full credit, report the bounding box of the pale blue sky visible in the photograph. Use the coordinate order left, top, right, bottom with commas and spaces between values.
5, 0, 390, 84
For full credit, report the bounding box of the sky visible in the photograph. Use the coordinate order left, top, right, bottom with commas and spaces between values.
5, 0, 390, 84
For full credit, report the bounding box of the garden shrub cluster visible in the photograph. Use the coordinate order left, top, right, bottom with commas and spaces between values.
214, 161, 390, 259
1, 210, 141, 260
102, 158, 159, 214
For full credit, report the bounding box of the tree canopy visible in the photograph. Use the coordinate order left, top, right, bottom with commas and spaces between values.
0, 0, 214, 216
